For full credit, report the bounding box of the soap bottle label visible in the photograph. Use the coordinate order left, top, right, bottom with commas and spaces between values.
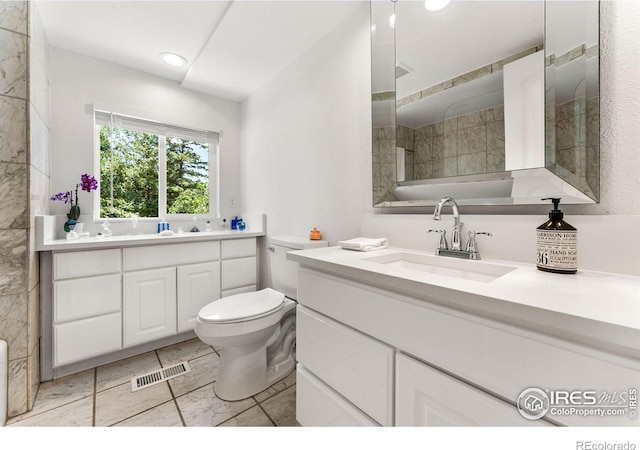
536, 230, 577, 272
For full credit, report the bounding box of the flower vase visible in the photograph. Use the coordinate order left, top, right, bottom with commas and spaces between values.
66, 223, 79, 240
64, 204, 81, 234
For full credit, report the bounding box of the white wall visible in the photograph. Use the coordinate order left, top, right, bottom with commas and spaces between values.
50, 48, 242, 220
241, 4, 372, 286
242, 0, 639, 282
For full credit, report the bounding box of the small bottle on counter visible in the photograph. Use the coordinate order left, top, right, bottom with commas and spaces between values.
536, 198, 577, 274
190, 216, 200, 232
237, 219, 246, 231
157, 218, 169, 233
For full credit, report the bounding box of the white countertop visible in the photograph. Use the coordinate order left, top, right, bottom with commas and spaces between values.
287, 246, 640, 359
35, 214, 266, 251
36, 229, 265, 252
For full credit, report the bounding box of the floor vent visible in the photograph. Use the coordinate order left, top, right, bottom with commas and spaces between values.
131, 361, 191, 392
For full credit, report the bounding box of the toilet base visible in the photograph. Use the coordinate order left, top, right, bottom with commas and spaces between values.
213, 308, 297, 401
214, 356, 295, 402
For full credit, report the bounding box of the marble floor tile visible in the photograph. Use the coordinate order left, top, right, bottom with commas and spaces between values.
168, 352, 220, 397
253, 370, 296, 403
218, 405, 274, 427
260, 385, 298, 426
112, 400, 184, 427
156, 337, 214, 366
95, 381, 173, 426
176, 383, 256, 427
28, 369, 94, 416
6, 340, 296, 427
96, 351, 161, 392
7, 396, 93, 427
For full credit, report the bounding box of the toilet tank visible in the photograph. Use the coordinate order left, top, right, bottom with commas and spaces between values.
269, 236, 328, 300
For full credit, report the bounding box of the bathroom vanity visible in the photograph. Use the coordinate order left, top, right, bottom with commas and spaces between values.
289, 246, 640, 427
37, 222, 263, 380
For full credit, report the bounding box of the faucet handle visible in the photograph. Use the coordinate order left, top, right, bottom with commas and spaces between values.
466, 231, 492, 253
427, 229, 448, 250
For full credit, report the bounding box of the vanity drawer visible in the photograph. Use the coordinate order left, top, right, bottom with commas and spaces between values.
54, 274, 122, 323
221, 238, 256, 259
124, 241, 220, 271
296, 365, 379, 427
396, 353, 551, 426
221, 257, 257, 290
296, 305, 394, 426
54, 249, 121, 279
53, 312, 122, 367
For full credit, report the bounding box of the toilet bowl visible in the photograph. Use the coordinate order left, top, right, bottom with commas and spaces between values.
195, 235, 328, 401
196, 288, 297, 401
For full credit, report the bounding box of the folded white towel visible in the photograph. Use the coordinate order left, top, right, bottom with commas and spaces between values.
338, 237, 389, 252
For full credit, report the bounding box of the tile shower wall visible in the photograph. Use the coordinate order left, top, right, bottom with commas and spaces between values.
372, 126, 397, 205
373, 105, 505, 204
0, 0, 51, 418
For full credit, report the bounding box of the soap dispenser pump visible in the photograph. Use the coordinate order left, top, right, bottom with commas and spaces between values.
536, 198, 577, 274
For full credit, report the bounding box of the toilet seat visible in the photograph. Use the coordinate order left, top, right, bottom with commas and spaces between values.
198, 288, 285, 324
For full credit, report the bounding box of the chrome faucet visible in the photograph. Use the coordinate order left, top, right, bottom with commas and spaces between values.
428, 197, 492, 260
433, 197, 463, 250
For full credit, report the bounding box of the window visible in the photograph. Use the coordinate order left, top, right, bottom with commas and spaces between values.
95, 111, 219, 219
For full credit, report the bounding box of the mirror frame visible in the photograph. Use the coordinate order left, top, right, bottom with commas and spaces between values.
371, 0, 600, 208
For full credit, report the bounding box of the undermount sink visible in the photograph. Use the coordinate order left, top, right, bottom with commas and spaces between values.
362, 251, 516, 283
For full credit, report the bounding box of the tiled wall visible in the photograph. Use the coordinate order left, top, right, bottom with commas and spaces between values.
410, 105, 505, 181
373, 105, 505, 203
372, 127, 397, 205
0, 0, 51, 418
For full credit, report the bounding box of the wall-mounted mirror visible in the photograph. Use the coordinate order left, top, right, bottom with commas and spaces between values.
371, 0, 600, 207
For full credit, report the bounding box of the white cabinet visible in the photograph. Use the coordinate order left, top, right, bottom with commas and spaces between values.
296, 267, 640, 427
221, 238, 257, 296
51, 249, 123, 367
396, 353, 549, 427
43, 237, 259, 376
177, 262, 220, 332
124, 267, 177, 346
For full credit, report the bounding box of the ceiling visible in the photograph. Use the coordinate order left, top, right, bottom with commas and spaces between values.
37, 0, 364, 102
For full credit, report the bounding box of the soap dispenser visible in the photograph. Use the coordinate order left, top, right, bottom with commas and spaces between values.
536, 198, 577, 274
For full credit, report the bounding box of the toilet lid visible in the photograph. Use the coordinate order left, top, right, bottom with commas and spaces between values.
198, 288, 285, 323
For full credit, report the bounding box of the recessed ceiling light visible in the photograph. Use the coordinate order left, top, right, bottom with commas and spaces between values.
160, 52, 188, 67
425, 0, 451, 12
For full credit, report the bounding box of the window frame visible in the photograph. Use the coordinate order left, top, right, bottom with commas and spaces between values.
93, 109, 220, 222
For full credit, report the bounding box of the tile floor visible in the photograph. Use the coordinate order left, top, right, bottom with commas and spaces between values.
6, 338, 298, 427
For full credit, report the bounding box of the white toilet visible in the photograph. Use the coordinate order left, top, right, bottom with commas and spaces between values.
195, 235, 328, 401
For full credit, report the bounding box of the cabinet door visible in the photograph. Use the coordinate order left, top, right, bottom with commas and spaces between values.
177, 262, 220, 333
124, 268, 177, 347
396, 353, 551, 427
